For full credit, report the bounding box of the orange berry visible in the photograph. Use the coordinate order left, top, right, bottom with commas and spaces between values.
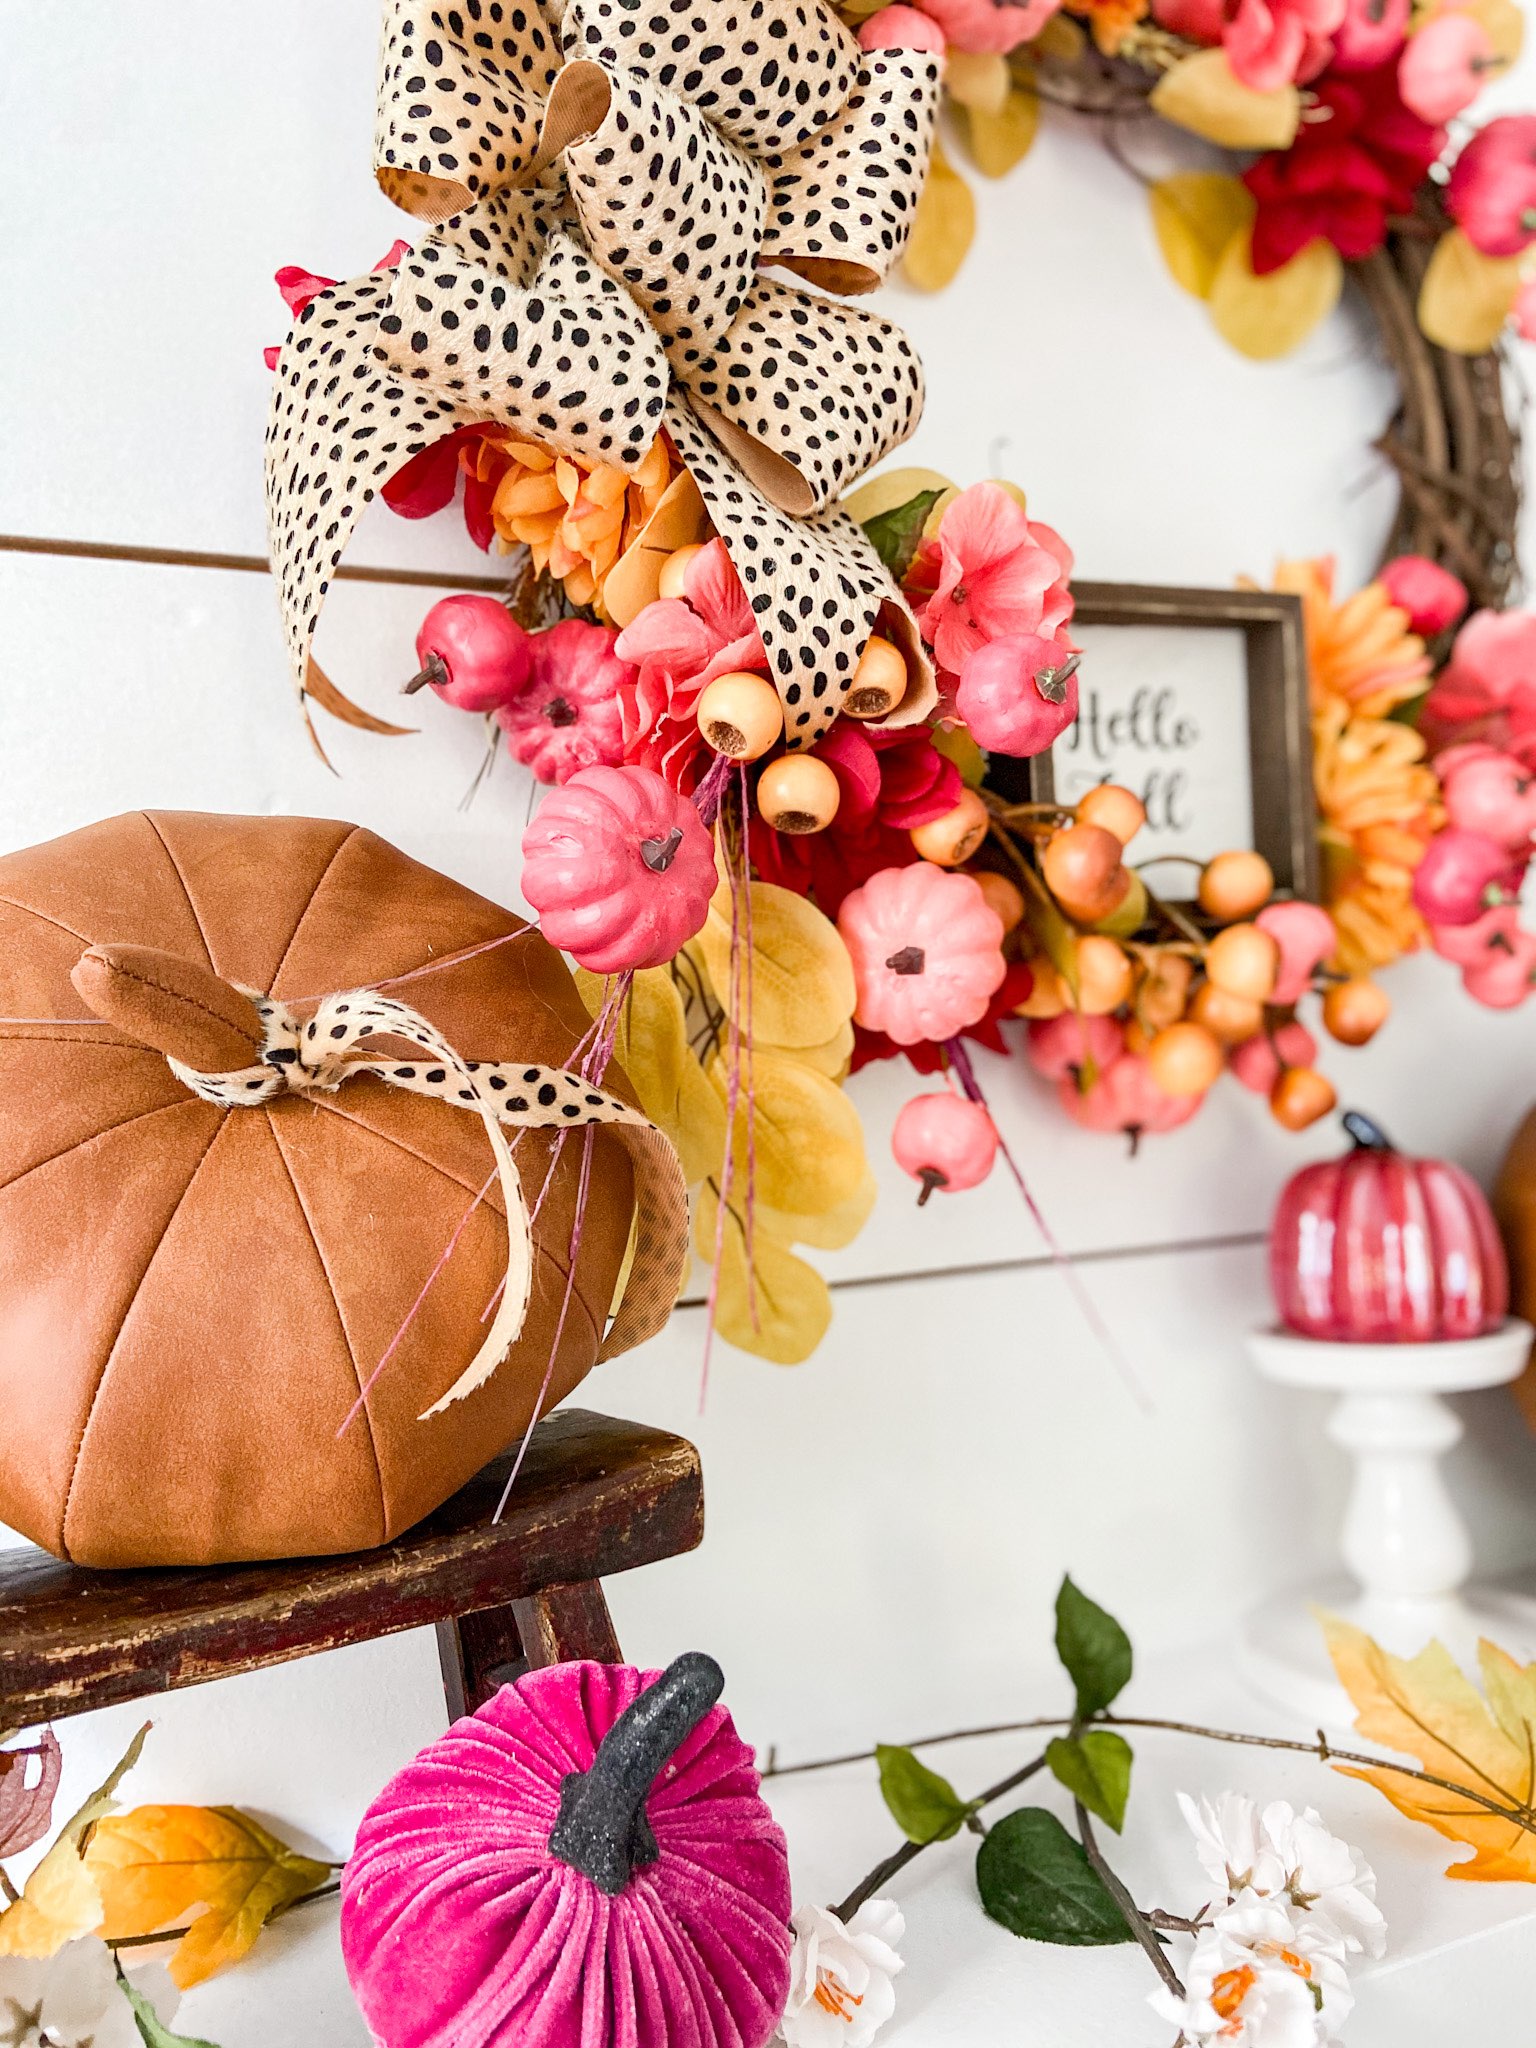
842, 635, 909, 720
1199, 850, 1275, 922
1076, 783, 1146, 847
757, 754, 841, 834
1204, 922, 1280, 1002
1042, 823, 1127, 922
1271, 1065, 1338, 1131
1124, 1016, 1155, 1057
1015, 960, 1067, 1018
1191, 980, 1265, 1045
657, 544, 706, 599
1138, 952, 1194, 1031
696, 671, 784, 761
1147, 1020, 1223, 1097
973, 870, 1025, 936
1075, 936, 1134, 1015
1322, 977, 1391, 1047
910, 788, 989, 867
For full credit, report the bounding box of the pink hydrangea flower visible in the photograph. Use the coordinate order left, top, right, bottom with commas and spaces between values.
912, 484, 1074, 674
1225, 0, 1342, 92
916, 0, 1060, 54
1423, 608, 1536, 765
614, 540, 768, 790
496, 619, 627, 784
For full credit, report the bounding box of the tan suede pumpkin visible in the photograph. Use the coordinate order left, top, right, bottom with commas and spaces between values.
0, 811, 663, 1568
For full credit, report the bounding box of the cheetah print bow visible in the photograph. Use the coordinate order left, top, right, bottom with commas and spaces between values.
172, 984, 689, 1415
264, 0, 943, 751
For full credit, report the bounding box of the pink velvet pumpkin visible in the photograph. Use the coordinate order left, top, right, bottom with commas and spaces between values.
838, 864, 1005, 1045
341, 1655, 793, 2048
1271, 1110, 1509, 1342
522, 765, 716, 973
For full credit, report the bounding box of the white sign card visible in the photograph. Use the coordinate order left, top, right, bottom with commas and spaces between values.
1052, 623, 1254, 897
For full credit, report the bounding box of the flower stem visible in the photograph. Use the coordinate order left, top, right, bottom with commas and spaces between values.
1075, 1800, 1184, 1999
831, 1750, 1050, 1922
106, 1880, 341, 1951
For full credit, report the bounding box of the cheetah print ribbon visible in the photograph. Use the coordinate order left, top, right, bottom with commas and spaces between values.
264, 0, 941, 748
171, 985, 689, 1416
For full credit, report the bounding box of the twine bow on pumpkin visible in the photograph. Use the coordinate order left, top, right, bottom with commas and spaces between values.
71, 942, 689, 1419
265, 0, 943, 752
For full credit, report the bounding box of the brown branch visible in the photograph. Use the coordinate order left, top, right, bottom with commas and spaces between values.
831, 1752, 1049, 1922
106, 1879, 341, 1952
1075, 1800, 1184, 1998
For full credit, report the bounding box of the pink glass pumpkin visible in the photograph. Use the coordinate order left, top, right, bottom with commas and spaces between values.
341, 1655, 793, 2048
892, 1092, 998, 1202
499, 621, 629, 785
1056, 1054, 1201, 1152
522, 765, 716, 974
837, 865, 1006, 1045
1271, 1110, 1509, 1342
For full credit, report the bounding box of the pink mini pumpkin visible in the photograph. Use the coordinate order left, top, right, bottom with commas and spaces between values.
522, 765, 715, 973
892, 1092, 998, 1201
341, 1655, 793, 2048
499, 621, 629, 785
1056, 1054, 1202, 1151
838, 864, 1006, 1045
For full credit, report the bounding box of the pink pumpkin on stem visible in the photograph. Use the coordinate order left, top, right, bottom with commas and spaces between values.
1056, 1054, 1202, 1152
892, 1092, 999, 1202
954, 634, 1080, 756
1436, 747, 1536, 852
408, 595, 531, 712
521, 764, 715, 973
1430, 900, 1522, 967
838, 864, 1006, 1045
1411, 827, 1523, 926
1229, 1019, 1318, 1094
499, 621, 630, 784
1024, 1011, 1124, 1082
1255, 900, 1337, 1003
1463, 926, 1536, 1008
341, 1655, 793, 2048
1329, 0, 1410, 69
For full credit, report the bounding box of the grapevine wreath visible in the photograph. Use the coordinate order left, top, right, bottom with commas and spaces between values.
265, 0, 1536, 1364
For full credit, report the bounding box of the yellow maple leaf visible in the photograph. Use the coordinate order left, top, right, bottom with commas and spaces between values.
962, 83, 1040, 179
0, 1724, 148, 1959
1323, 1616, 1536, 1882
86, 1805, 332, 1987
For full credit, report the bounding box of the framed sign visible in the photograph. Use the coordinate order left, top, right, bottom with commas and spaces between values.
990, 583, 1317, 902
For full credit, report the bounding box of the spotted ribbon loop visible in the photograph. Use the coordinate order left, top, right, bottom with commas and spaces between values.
170, 984, 688, 1415
264, 0, 942, 748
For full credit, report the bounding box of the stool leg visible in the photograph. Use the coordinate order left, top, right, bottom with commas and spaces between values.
511, 1581, 621, 1669
436, 1605, 527, 1721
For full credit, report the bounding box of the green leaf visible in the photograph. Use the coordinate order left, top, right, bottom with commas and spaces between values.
1054, 1576, 1132, 1721
1045, 1732, 1133, 1833
119, 1971, 223, 2048
975, 1808, 1135, 1945
875, 1744, 974, 1844
860, 489, 943, 580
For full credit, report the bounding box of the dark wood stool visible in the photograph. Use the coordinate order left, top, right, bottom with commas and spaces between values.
0, 1410, 702, 1738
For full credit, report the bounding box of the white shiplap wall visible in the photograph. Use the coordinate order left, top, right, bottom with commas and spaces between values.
4, 6, 1536, 2042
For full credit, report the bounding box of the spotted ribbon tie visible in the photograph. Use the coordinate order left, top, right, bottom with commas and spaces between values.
171, 984, 688, 1416
264, 0, 943, 750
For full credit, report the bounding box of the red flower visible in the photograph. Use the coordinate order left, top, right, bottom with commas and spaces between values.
851, 960, 1035, 1073
1243, 64, 1444, 275
378, 424, 507, 552
748, 724, 962, 917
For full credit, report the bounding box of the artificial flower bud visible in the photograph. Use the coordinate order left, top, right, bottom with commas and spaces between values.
695, 671, 784, 761
1377, 554, 1468, 636
1399, 12, 1497, 125
909, 787, 989, 866
757, 754, 841, 834
1447, 115, 1536, 258
843, 635, 909, 719
657, 545, 706, 600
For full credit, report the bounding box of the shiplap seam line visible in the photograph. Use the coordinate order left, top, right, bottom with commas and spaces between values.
0, 532, 508, 592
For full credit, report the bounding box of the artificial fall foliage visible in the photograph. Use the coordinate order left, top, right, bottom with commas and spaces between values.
1324, 1615, 1536, 1883
0, 1726, 147, 1960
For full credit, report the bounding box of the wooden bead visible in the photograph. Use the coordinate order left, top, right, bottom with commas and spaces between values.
909, 788, 989, 867
696, 672, 784, 762
841, 635, 909, 720
657, 545, 705, 601
757, 755, 841, 834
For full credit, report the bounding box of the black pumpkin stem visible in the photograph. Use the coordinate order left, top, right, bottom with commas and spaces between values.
547, 1652, 724, 1895
1342, 1109, 1395, 1153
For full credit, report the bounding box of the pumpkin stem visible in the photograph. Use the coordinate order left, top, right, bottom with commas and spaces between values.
641, 827, 684, 874
885, 946, 926, 975
401, 652, 448, 696
1342, 1109, 1394, 1153
916, 1168, 947, 1207
547, 1652, 724, 1895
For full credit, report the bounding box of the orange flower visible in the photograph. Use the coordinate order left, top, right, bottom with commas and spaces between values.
1273, 556, 1432, 716
470, 434, 681, 616
1077, 0, 1148, 52
1312, 696, 1440, 972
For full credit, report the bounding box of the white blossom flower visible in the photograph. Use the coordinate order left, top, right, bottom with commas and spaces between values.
778, 1899, 905, 2048
0, 1937, 178, 2048
1149, 1893, 1353, 2047
1177, 1793, 1386, 1957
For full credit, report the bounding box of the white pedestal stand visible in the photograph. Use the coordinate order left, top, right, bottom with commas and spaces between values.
1239, 1320, 1536, 1726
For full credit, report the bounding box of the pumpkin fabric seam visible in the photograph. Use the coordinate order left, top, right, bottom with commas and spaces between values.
0, 894, 94, 951
0, 1096, 208, 1205
56, 1108, 229, 1560
144, 814, 220, 974
264, 823, 364, 994
263, 1107, 388, 1541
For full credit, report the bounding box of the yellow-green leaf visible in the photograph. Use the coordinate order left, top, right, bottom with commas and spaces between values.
1417, 227, 1521, 354
1208, 228, 1342, 360
841, 466, 958, 531
575, 965, 725, 1183
771, 1017, 854, 1079
760, 1165, 878, 1249
947, 49, 1010, 113
694, 1190, 833, 1363
933, 721, 988, 789
903, 140, 976, 293
699, 881, 855, 1050
0, 1724, 147, 1959
1151, 48, 1300, 150
87, 1806, 331, 1988
1150, 173, 1255, 301
963, 83, 1041, 179
708, 1048, 867, 1215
